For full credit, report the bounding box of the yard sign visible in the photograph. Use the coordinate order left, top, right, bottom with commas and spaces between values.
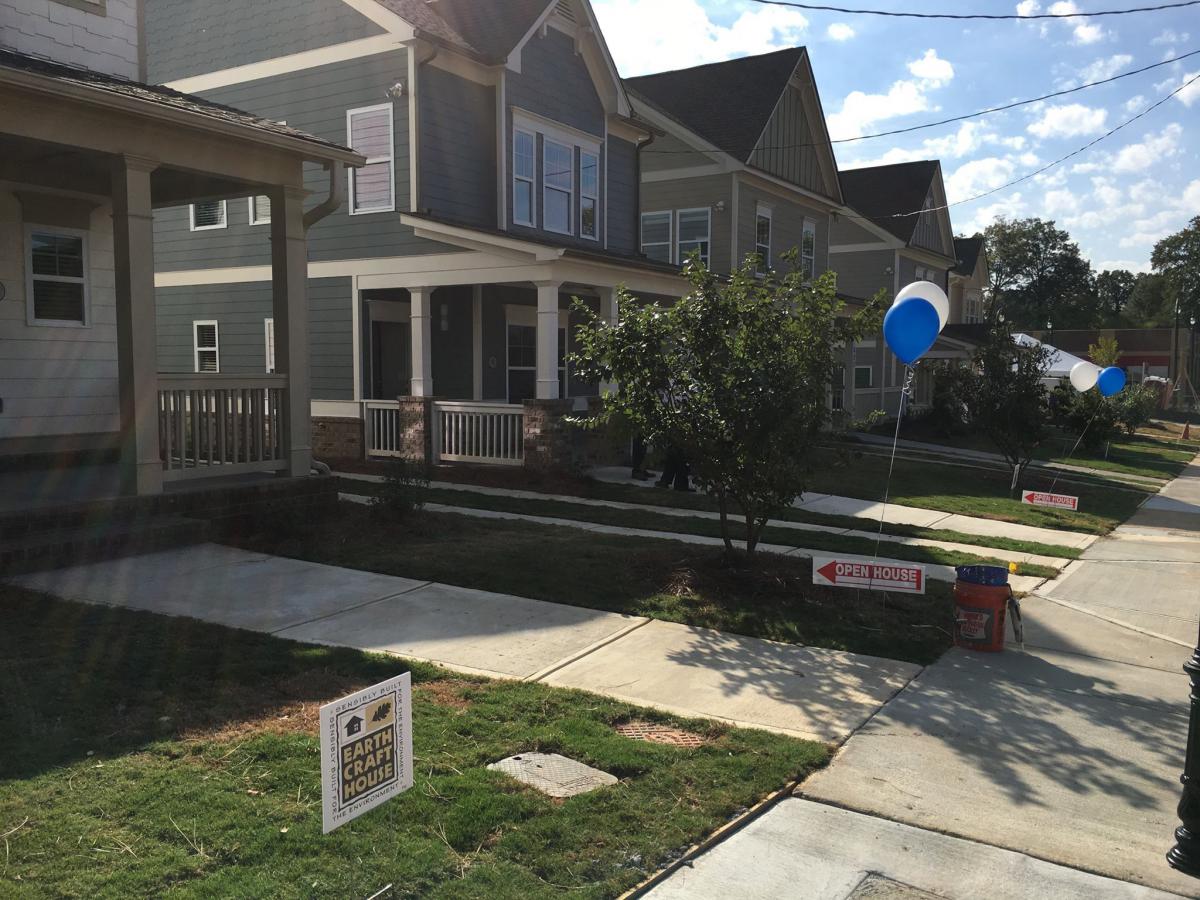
320, 673, 413, 834
812, 556, 926, 595
1021, 490, 1079, 511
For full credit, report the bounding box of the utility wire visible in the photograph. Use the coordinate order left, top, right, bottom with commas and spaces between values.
747, 0, 1200, 20
640, 48, 1200, 154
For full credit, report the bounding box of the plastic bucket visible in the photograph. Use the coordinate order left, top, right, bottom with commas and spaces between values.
953, 580, 1010, 652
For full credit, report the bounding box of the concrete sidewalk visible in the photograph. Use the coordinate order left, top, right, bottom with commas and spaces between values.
589, 466, 1098, 550
8, 543, 919, 743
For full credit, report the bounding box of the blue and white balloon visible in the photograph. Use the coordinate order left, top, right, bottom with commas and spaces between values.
894, 281, 951, 333
1097, 366, 1127, 398
1069, 361, 1101, 393
883, 296, 941, 366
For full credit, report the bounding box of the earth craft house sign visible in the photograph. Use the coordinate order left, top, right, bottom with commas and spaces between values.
320, 674, 413, 833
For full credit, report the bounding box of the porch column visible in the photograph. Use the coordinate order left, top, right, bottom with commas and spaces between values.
536, 280, 562, 400
270, 184, 312, 477
409, 286, 434, 397
112, 155, 163, 496
597, 285, 618, 396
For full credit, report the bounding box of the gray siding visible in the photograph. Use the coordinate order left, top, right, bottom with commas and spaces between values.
152, 51, 458, 272
508, 27, 605, 136
830, 248, 894, 302
145, 0, 385, 84
830, 215, 885, 246
639, 175, 731, 274
156, 277, 354, 400
607, 137, 638, 255
911, 188, 951, 255
737, 181, 829, 276
898, 254, 948, 293
639, 128, 713, 173
749, 86, 828, 197
420, 67, 497, 230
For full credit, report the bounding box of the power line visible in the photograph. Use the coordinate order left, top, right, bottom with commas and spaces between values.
844, 71, 1200, 223
640, 48, 1200, 154
746, 0, 1200, 20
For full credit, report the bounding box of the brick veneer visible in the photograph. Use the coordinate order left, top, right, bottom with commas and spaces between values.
396, 396, 434, 463
522, 399, 577, 472
312, 417, 364, 462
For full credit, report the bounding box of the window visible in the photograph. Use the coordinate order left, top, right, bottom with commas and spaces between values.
641, 212, 672, 263
513, 130, 536, 226
190, 200, 226, 231
249, 195, 271, 226
755, 205, 772, 274
264, 318, 276, 373
801, 219, 817, 280
347, 104, 395, 214
854, 366, 873, 390
831, 365, 845, 411
27, 228, 88, 325
677, 208, 711, 266
193, 321, 219, 373
580, 150, 599, 240
505, 321, 566, 402
543, 139, 573, 234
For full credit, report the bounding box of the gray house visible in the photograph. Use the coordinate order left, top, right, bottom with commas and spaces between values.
626, 47, 843, 282
829, 160, 973, 417
146, 0, 686, 468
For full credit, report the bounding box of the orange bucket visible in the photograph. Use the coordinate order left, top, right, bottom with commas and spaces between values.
953, 580, 1011, 652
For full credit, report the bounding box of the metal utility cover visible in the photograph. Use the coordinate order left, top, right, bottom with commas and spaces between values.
488, 752, 617, 798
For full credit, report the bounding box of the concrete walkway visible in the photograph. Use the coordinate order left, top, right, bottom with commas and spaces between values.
8, 543, 919, 744
589, 466, 1098, 550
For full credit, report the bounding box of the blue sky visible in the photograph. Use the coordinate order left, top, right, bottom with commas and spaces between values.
592, 0, 1200, 273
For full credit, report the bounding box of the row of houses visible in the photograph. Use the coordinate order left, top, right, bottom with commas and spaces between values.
0, 0, 991, 496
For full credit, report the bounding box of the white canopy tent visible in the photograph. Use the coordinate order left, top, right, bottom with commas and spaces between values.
1012, 333, 1090, 385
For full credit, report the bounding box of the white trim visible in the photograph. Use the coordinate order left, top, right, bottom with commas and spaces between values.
512, 128, 536, 227
163, 34, 405, 94
505, 302, 567, 403
313, 399, 362, 419
830, 241, 894, 253
264, 317, 276, 373
193, 320, 220, 373
641, 164, 728, 185
602, 120, 609, 250
346, 103, 395, 215
579, 148, 599, 241
755, 203, 772, 274
730, 176, 740, 269
335, 0, 419, 35
640, 210, 673, 264
407, 49, 419, 214
497, 71, 508, 230
351, 275, 363, 401
472, 285, 484, 401
189, 199, 227, 231
24, 224, 90, 328
512, 107, 602, 151
248, 194, 271, 226
676, 207, 711, 267
542, 137, 574, 236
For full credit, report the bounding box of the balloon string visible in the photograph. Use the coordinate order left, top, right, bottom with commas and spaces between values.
1049, 401, 1103, 494
870, 364, 915, 591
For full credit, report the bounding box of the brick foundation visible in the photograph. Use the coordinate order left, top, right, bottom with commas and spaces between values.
312, 417, 364, 462
522, 399, 578, 472
396, 396, 434, 464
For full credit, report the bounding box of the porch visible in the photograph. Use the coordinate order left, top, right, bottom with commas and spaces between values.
0, 50, 361, 498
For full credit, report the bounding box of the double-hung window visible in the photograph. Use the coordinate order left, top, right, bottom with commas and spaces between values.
27, 228, 88, 326
193, 321, 220, 373
755, 205, 772, 274
677, 208, 711, 267
641, 212, 672, 263
543, 139, 573, 234
513, 130, 536, 226
854, 366, 873, 390
347, 104, 395, 214
190, 200, 226, 231
580, 150, 599, 239
801, 219, 817, 280
249, 194, 271, 226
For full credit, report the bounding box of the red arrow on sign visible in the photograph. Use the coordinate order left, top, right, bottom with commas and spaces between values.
1022, 491, 1079, 511
813, 557, 925, 594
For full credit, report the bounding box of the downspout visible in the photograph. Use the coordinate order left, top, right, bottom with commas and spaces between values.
635, 125, 655, 260
303, 161, 344, 232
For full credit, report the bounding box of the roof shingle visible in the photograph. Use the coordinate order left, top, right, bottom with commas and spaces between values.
839, 160, 939, 244
377, 0, 553, 63
953, 236, 984, 276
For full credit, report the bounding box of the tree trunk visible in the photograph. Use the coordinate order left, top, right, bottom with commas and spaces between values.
716, 490, 735, 555
744, 507, 757, 557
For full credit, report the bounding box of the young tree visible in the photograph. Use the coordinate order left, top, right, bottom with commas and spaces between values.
1088, 335, 1120, 368
572, 253, 881, 559
944, 326, 1053, 494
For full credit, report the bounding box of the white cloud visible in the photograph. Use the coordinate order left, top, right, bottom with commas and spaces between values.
957, 192, 1028, 236
1028, 103, 1108, 138
1123, 95, 1145, 114
1151, 29, 1189, 45
1176, 71, 1200, 107
592, 0, 807, 76
827, 23, 855, 41
907, 49, 955, 87
1048, 1, 1108, 44
1044, 189, 1080, 215
946, 156, 1018, 202
1016, 0, 1040, 14
1077, 54, 1132, 83
1111, 123, 1183, 173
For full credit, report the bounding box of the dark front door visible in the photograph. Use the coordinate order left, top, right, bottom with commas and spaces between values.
372, 321, 411, 400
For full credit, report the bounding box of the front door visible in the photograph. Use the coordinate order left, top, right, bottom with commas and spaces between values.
372, 321, 411, 400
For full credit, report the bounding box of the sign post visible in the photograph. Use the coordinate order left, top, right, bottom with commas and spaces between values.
812, 556, 926, 595
320, 673, 413, 834
1021, 490, 1079, 511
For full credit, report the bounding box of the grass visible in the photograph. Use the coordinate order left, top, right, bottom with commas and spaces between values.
339, 481, 1061, 579
0, 588, 826, 899
228, 501, 958, 667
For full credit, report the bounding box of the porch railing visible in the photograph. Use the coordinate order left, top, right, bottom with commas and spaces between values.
364, 400, 408, 458
158, 374, 288, 481
434, 401, 524, 466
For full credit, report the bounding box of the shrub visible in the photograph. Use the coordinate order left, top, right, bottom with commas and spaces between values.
1113, 384, 1160, 436
369, 456, 430, 520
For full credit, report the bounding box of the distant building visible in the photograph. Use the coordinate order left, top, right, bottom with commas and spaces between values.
1026, 328, 1198, 386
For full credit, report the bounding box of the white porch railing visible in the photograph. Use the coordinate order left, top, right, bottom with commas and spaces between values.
435, 401, 524, 466
158, 374, 288, 481
364, 400, 408, 458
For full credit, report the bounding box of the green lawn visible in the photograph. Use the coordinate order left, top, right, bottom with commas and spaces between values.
0, 589, 825, 899
229, 502, 957, 666
339, 481, 1061, 579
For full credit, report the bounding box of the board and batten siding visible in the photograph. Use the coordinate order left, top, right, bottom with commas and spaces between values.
737, 181, 829, 276
144, 0, 386, 84
0, 191, 119, 443
638, 175, 731, 274
155, 277, 355, 400
152, 51, 458, 273
830, 248, 894, 303
748, 86, 827, 197
419, 66, 497, 230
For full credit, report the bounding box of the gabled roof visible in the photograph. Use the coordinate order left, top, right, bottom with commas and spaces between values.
953, 236, 985, 276
376, 0, 553, 63
0, 48, 359, 162
626, 47, 808, 164
839, 160, 940, 244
